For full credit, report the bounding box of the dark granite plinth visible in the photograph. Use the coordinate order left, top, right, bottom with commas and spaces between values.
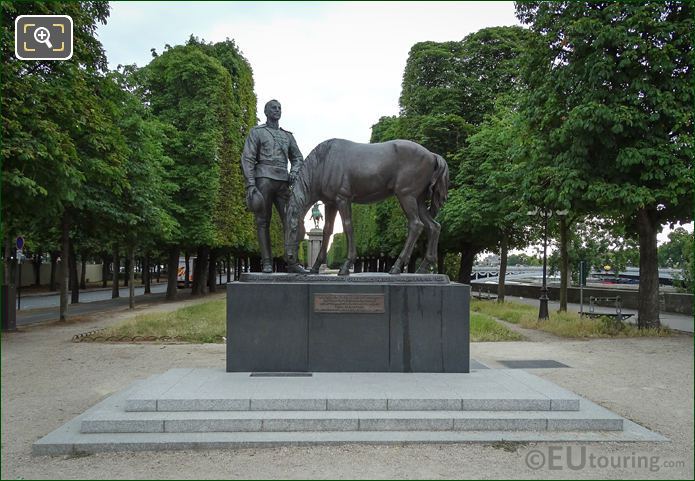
226, 274, 469, 373
239, 272, 451, 284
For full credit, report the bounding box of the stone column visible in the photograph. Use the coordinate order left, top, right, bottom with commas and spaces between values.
307, 228, 324, 270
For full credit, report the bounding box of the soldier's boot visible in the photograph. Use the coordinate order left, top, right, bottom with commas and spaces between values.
258, 226, 274, 274
286, 261, 309, 274
261, 259, 273, 274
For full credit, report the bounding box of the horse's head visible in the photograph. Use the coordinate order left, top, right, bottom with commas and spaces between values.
284, 187, 308, 265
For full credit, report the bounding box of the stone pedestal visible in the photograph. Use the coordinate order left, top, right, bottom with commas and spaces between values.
226, 273, 470, 373
306, 228, 324, 269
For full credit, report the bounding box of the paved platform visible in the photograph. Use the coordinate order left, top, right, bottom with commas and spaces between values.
123, 368, 579, 412
32, 368, 666, 454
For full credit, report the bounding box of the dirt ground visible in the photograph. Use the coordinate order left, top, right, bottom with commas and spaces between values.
1, 294, 693, 480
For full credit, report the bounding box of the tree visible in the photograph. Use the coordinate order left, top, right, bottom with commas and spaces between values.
326, 233, 347, 269
384, 27, 534, 282
439, 103, 532, 291
516, 1, 693, 327
658, 227, 693, 290
507, 253, 542, 266
185, 37, 258, 270
144, 44, 239, 297
2, 1, 115, 320
549, 218, 639, 281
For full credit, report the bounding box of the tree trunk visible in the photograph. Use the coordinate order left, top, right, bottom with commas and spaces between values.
123, 255, 129, 287
33, 253, 41, 286
156, 262, 161, 283
101, 252, 109, 288
497, 235, 508, 303
3, 237, 10, 285
226, 253, 232, 283
250, 256, 261, 273
193, 245, 210, 296
457, 244, 476, 284
143, 253, 151, 294
50, 251, 58, 291
112, 246, 120, 299
80, 256, 87, 290
166, 245, 179, 300
128, 246, 135, 309
437, 248, 445, 275
59, 213, 69, 321
559, 216, 569, 312
69, 240, 79, 304
184, 251, 191, 288
208, 248, 217, 293
636, 208, 660, 328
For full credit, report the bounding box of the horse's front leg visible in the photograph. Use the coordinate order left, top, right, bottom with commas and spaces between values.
335, 198, 355, 276
311, 203, 337, 273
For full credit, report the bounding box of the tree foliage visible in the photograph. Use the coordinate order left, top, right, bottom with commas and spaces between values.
365, 26, 535, 279
3, 4, 258, 305
515, 1, 693, 326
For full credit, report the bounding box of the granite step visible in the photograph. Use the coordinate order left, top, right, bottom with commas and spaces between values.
34, 426, 668, 456
125, 369, 581, 412
33, 372, 668, 455
80, 403, 623, 434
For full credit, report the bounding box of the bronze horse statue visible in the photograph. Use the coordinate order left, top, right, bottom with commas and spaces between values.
284, 138, 449, 275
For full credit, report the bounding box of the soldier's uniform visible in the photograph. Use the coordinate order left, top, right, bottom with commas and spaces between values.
241, 123, 304, 271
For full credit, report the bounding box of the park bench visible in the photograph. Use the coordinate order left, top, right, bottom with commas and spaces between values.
474, 288, 498, 301
583, 296, 634, 321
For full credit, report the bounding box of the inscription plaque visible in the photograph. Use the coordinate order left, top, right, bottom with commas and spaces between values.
314, 293, 385, 313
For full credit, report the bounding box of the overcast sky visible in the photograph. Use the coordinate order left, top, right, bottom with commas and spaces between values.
98, 1, 520, 155
96, 1, 690, 248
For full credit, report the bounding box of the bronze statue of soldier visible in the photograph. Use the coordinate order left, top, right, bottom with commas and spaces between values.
241, 99, 306, 273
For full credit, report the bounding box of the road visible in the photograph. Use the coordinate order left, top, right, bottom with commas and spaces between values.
15, 283, 182, 327
17, 283, 169, 310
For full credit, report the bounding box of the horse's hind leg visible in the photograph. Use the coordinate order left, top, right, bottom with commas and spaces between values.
415, 200, 441, 273
311, 203, 337, 273
335, 198, 357, 276
389, 195, 424, 274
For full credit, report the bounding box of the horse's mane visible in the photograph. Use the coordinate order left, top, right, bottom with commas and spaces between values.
290, 139, 334, 212
287, 139, 335, 233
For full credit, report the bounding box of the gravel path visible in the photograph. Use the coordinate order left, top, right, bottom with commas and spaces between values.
2, 294, 692, 480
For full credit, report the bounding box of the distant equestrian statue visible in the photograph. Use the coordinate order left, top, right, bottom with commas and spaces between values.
310, 203, 323, 230
284, 139, 449, 276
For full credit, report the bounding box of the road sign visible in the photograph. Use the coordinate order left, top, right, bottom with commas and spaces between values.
16, 236, 24, 250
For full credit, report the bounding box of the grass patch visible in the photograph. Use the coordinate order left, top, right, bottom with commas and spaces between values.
98, 297, 525, 344
470, 312, 524, 342
472, 299, 671, 338
99, 299, 226, 343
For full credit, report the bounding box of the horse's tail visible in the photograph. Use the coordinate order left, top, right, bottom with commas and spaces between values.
428, 154, 449, 217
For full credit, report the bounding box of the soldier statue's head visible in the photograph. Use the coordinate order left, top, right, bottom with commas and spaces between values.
264, 99, 281, 122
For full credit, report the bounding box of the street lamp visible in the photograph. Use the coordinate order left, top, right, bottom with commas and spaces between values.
527, 207, 568, 320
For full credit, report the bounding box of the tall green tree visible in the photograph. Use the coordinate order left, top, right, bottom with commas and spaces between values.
439, 103, 531, 296
380, 26, 535, 281
185, 37, 258, 262
144, 45, 229, 296
144, 40, 257, 295
516, 1, 693, 327
2, 1, 117, 319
